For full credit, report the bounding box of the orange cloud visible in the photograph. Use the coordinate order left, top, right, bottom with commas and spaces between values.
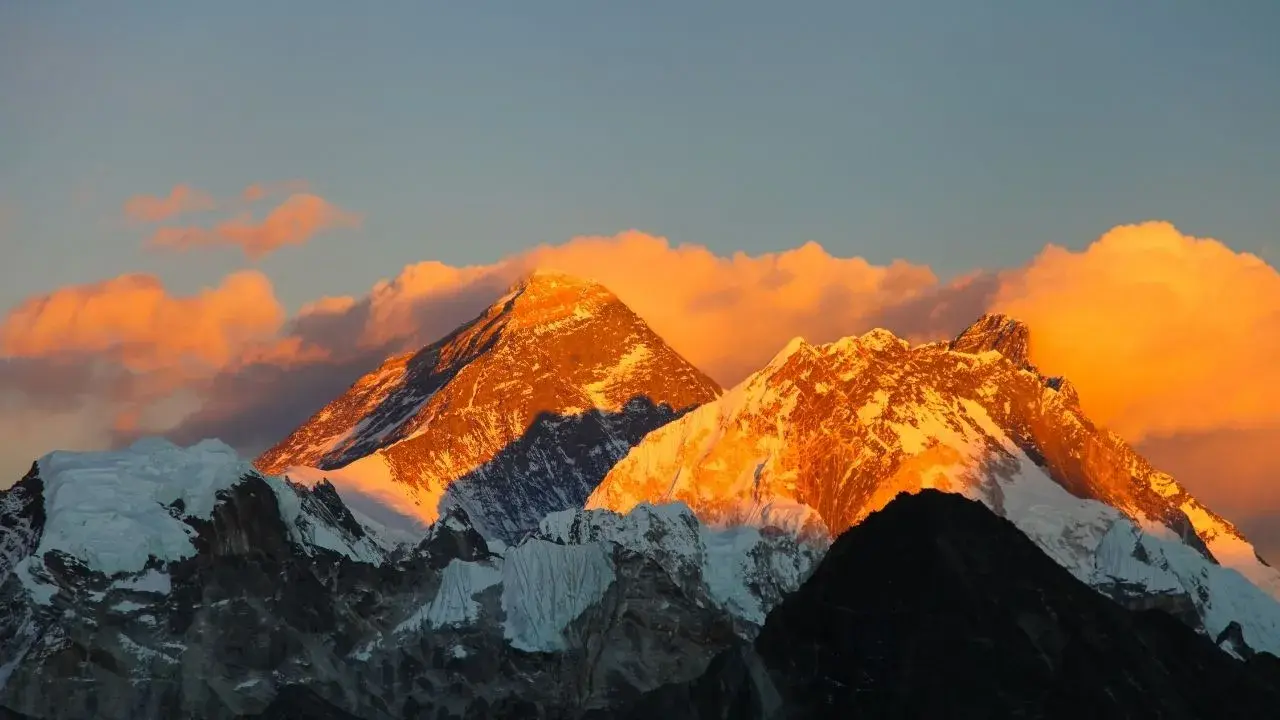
1138, 426, 1280, 561
122, 184, 216, 223
149, 193, 361, 260
0, 270, 284, 372
5, 222, 1276, 546
1138, 426, 1280, 522
991, 221, 1280, 440
269, 233, 944, 384
124, 234, 944, 456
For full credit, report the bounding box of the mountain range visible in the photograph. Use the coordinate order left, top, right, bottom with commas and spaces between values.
2, 271, 1277, 719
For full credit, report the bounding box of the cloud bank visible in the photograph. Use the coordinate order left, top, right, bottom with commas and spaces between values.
992, 221, 1280, 441
0, 271, 283, 372
2, 220, 1276, 554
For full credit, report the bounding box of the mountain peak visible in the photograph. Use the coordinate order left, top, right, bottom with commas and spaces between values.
510, 268, 611, 298
950, 313, 1032, 367
521, 267, 599, 285
256, 274, 720, 541
496, 269, 620, 328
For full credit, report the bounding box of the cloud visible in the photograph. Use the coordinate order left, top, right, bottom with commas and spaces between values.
982, 221, 1280, 546
1138, 426, 1280, 522
148, 193, 361, 260
94, 233, 945, 459
0, 357, 102, 415
160, 225, 1279, 546
105, 225, 1280, 460
1137, 426, 1280, 562
0, 270, 284, 372
4, 222, 1277, 552
146, 269, 518, 456
991, 221, 1280, 441
0, 270, 292, 473
122, 184, 216, 223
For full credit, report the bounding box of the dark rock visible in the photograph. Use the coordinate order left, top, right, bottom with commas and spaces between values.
306, 481, 367, 541
413, 506, 491, 570
234, 686, 367, 720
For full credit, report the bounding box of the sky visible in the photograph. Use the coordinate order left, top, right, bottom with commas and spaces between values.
1, 3, 1278, 552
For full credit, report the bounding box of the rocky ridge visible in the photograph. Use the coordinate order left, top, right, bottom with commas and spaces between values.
588, 314, 1280, 655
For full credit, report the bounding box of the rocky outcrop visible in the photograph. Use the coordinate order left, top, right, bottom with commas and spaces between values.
618, 491, 1280, 719
949, 312, 1033, 367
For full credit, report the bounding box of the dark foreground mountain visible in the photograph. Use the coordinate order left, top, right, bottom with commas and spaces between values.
618, 490, 1280, 720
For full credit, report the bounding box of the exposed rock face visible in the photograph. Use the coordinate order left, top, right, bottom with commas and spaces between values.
0, 464, 44, 584
234, 686, 365, 720
0, 442, 816, 719
618, 491, 1280, 720
588, 317, 1280, 654
949, 312, 1032, 367
256, 271, 721, 542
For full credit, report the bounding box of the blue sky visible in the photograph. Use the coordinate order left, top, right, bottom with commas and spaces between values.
2, 0, 1278, 313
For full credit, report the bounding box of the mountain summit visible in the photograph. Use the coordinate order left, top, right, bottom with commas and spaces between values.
949, 312, 1032, 366
256, 270, 721, 541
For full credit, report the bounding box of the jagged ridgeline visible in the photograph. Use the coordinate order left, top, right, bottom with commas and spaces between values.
3, 272, 1279, 719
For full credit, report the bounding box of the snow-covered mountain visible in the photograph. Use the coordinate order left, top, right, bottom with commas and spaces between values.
0, 440, 816, 719
587, 314, 1280, 656
257, 270, 720, 543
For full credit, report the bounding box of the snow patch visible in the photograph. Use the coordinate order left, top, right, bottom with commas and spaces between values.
502, 539, 615, 652
18, 439, 390, 606
34, 438, 252, 576
700, 525, 769, 622
397, 559, 502, 633
585, 343, 655, 409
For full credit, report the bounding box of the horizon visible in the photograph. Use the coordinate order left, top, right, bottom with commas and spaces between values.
3, 3, 1279, 561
